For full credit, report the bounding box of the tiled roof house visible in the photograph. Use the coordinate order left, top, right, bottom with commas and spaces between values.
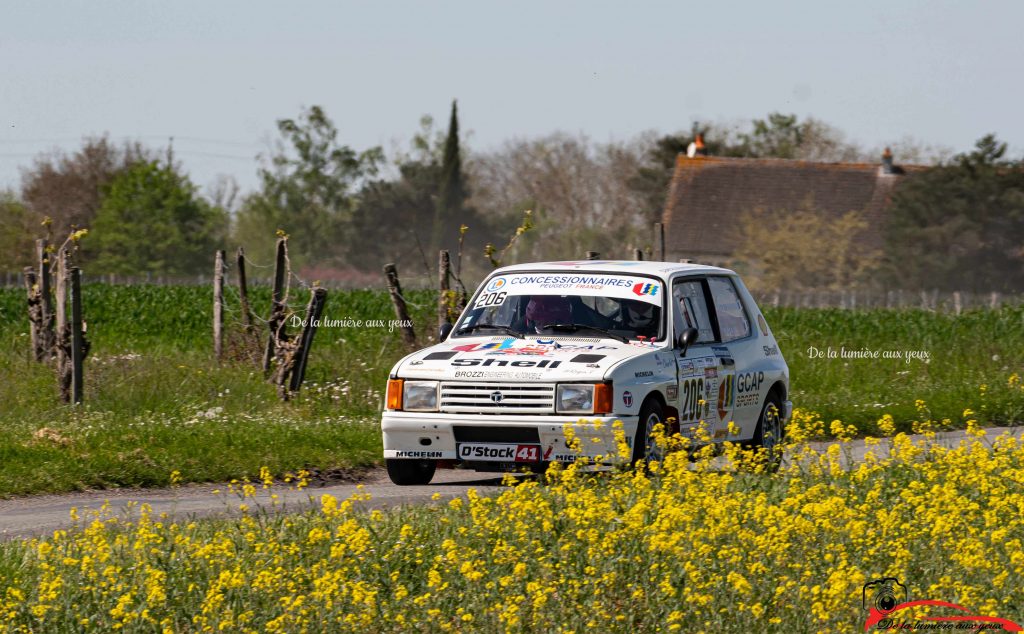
660, 153, 928, 265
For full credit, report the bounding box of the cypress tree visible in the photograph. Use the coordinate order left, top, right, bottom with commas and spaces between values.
433, 100, 468, 253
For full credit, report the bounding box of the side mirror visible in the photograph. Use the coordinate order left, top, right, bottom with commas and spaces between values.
438, 322, 454, 342
676, 327, 698, 354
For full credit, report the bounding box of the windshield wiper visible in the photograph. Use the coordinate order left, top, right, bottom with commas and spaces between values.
455, 323, 524, 339
539, 323, 629, 344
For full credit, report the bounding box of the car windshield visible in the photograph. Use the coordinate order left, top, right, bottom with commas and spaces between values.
455, 273, 665, 341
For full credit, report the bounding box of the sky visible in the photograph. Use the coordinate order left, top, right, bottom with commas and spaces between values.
2, 1, 1022, 196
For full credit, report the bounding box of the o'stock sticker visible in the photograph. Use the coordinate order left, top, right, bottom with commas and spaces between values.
485, 277, 507, 292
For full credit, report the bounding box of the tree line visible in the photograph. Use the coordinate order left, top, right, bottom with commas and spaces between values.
1, 106, 1021, 292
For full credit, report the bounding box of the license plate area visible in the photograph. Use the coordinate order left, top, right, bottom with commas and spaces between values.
457, 443, 542, 462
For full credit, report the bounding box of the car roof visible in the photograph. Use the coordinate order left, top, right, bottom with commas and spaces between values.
493, 260, 735, 279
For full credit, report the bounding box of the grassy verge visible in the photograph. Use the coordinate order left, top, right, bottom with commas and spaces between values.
0, 285, 438, 496
0, 285, 1021, 497
774, 305, 1024, 432
0, 426, 1020, 632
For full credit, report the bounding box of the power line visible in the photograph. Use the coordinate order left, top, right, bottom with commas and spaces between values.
1, 134, 262, 149
0, 149, 254, 161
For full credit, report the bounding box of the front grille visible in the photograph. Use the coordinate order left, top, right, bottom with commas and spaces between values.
439, 382, 555, 414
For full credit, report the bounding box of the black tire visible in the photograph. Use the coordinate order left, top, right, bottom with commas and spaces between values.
386, 459, 437, 485
753, 393, 784, 471
631, 398, 666, 465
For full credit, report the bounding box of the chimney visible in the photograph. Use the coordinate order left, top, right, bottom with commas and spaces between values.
881, 147, 895, 174
686, 133, 708, 159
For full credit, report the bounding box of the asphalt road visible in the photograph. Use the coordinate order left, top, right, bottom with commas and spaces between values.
0, 426, 1020, 541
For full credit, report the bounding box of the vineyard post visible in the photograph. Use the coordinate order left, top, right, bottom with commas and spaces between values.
288, 287, 328, 393
213, 250, 225, 362
438, 250, 451, 332
263, 238, 288, 372
23, 267, 40, 360
37, 239, 54, 357
54, 251, 71, 402
70, 266, 84, 404
384, 263, 416, 350
236, 247, 256, 335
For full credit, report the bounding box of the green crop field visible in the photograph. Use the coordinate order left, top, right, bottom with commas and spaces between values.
0, 285, 1021, 497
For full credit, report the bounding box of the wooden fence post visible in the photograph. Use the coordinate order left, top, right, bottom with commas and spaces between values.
586, 251, 600, 260
70, 266, 84, 404
213, 250, 225, 362
263, 238, 288, 373
438, 250, 451, 332
633, 248, 643, 261
288, 287, 328, 393
384, 263, 416, 350
654, 223, 665, 261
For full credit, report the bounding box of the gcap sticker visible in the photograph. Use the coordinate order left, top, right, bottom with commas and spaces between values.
622, 390, 633, 407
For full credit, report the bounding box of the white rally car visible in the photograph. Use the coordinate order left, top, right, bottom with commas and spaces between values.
381, 260, 792, 485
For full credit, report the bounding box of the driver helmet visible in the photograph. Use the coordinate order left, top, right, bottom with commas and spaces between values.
625, 300, 655, 328
525, 295, 571, 329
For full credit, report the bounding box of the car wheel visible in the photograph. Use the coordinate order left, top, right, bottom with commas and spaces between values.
631, 398, 666, 465
753, 394, 784, 471
386, 459, 437, 485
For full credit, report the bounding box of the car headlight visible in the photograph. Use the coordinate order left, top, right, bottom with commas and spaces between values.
557, 384, 595, 414
403, 380, 439, 412
556, 383, 613, 414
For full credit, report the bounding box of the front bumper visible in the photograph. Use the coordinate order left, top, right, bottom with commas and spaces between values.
382, 411, 639, 462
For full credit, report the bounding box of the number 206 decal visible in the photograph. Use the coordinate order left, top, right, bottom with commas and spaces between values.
475, 291, 507, 307
680, 378, 702, 422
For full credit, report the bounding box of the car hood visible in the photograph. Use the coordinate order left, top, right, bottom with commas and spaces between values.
393, 335, 669, 382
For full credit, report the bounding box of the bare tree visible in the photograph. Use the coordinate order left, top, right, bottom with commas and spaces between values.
468, 133, 649, 262
20, 136, 153, 240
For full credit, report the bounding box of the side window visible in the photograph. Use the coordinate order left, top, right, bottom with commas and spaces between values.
708, 277, 751, 342
673, 279, 715, 344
